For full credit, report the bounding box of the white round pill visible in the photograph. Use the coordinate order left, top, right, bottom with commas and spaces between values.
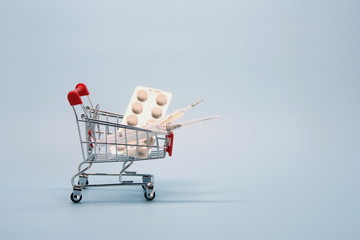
144, 136, 155, 145
137, 90, 148, 102
137, 147, 147, 156
127, 115, 138, 126
132, 102, 143, 114
156, 94, 167, 106
151, 107, 162, 119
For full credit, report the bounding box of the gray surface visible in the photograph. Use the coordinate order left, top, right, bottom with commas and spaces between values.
1, 0, 359, 239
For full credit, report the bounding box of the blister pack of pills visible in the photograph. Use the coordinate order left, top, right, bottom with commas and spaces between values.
121, 86, 173, 127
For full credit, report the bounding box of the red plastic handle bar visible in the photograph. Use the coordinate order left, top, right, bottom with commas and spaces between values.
165, 131, 174, 157
67, 83, 90, 106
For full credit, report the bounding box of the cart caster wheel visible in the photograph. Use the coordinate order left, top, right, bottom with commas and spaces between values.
70, 193, 82, 203
144, 192, 156, 201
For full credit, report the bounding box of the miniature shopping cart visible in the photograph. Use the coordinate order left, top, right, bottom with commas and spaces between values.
67, 83, 174, 203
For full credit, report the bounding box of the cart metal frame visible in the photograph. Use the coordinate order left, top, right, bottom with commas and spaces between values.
67, 83, 174, 203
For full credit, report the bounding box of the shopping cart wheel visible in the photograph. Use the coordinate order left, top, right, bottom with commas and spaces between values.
70, 193, 82, 203
144, 192, 156, 201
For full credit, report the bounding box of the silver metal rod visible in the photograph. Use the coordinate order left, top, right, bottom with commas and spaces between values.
83, 183, 145, 187
94, 109, 124, 118
85, 173, 152, 177
73, 106, 86, 162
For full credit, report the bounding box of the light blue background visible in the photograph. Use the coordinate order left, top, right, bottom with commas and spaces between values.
1, 0, 359, 239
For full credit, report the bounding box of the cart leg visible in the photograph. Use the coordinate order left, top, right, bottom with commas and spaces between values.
78, 175, 89, 186
142, 175, 153, 190
70, 187, 83, 203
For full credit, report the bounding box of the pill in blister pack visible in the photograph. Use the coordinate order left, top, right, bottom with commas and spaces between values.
121, 86, 172, 127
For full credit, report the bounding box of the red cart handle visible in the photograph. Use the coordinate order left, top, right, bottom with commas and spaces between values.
67, 83, 90, 106
165, 131, 174, 157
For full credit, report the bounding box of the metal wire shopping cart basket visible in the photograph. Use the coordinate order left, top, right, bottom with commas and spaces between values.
67, 83, 174, 203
